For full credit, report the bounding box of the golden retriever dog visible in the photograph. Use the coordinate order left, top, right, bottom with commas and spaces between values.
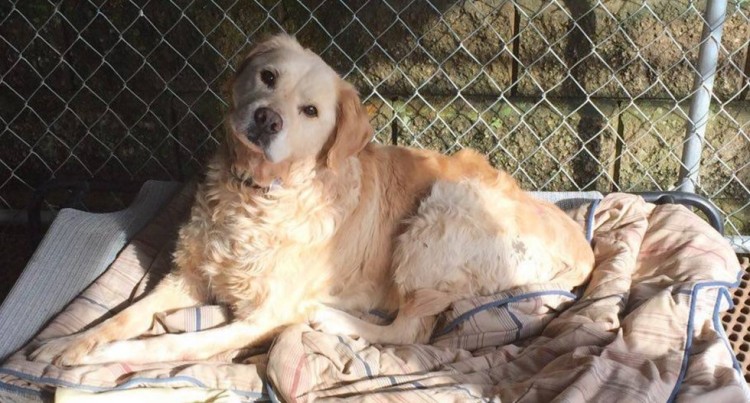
32, 34, 594, 366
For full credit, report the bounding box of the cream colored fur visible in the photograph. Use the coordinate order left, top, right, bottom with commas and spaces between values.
31, 34, 595, 366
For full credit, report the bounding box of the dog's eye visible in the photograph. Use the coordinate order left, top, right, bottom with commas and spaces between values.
260, 70, 275, 88
302, 105, 318, 118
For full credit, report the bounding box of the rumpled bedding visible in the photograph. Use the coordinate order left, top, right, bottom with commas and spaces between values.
0, 185, 746, 402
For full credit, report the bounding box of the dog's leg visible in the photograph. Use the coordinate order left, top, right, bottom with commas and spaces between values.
311, 289, 455, 345
76, 314, 283, 365
31, 274, 202, 366
312, 308, 437, 345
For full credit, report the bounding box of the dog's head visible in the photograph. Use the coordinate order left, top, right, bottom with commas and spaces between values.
226, 34, 373, 183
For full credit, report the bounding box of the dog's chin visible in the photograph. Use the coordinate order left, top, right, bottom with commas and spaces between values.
232, 132, 266, 157
245, 138, 284, 164
246, 139, 266, 156
231, 129, 290, 165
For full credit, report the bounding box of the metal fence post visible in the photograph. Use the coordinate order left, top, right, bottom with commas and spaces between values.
677, 0, 728, 193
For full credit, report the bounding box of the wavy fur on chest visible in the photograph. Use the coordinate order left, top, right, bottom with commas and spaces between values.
173, 154, 362, 319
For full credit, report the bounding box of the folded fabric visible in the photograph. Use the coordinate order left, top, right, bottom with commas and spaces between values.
55, 387, 240, 403
0, 188, 745, 402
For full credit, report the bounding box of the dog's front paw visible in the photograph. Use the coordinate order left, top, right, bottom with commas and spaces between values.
30, 334, 100, 366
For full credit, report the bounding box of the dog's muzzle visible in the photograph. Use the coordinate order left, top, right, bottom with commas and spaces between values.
247, 107, 283, 147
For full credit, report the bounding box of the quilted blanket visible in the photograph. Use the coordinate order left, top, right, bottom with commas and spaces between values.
0, 185, 746, 402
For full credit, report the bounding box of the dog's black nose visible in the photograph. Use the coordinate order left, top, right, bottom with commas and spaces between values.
254, 107, 282, 134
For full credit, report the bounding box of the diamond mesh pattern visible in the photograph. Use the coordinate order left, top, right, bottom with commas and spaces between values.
0, 0, 748, 238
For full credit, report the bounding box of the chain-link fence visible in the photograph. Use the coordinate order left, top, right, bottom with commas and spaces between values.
1, 0, 749, 254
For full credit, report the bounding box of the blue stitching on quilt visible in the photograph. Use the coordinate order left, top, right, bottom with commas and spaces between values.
666, 272, 742, 403
586, 199, 600, 243
337, 335, 373, 378
78, 296, 113, 313
432, 290, 577, 338
0, 368, 267, 400
452, 384, 491, 402
0, 380, 44, 397
506, 308, 523, 341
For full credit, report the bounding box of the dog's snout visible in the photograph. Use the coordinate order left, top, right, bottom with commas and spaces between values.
254, 107, 283, 134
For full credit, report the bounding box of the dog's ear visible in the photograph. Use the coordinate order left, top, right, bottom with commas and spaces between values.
325, 82, 373, 170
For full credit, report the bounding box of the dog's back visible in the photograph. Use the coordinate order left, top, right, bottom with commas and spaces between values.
347, 143, 594, 294
310, 143, 595, 344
